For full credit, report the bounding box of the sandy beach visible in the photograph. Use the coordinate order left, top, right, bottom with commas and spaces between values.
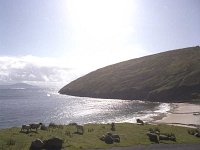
155, 103, 200, 128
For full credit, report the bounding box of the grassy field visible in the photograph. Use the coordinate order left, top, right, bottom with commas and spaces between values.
0, 123, 200, 150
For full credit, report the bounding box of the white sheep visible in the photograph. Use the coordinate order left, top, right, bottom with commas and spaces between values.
21, 124, 31, 132
30, 123, 42, 132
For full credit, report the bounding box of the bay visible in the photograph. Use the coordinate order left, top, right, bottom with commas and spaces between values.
0, 86, 170, 128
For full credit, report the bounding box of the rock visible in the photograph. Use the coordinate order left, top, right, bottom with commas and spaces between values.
100, 133, 121, 144
159, 135, 169, 140
44, 137, 63, 149
30, 139, 44, 150
112, 134, 120, 143
104, 135, 114, 144
107, 132, 112, 136
195, 132, 200, 137
113, 137, 120, 143
147, 132, 159, 143
170, 136, 176, 141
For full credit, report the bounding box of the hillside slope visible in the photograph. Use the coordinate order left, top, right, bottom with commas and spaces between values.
59, 46, 200, 102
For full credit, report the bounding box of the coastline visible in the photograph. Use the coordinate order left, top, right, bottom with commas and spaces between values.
153, 103, 200, 128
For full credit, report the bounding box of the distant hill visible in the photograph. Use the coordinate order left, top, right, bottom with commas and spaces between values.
0, 83, 38, 89
59, 46, 200, 102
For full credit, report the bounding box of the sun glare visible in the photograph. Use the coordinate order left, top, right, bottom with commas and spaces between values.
67, 0, 135, 45
62, 0, 143, 70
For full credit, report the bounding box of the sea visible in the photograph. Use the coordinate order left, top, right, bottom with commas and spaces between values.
0, 85, 171, 128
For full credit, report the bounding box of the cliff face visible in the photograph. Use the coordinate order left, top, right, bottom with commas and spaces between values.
59, 46, 200, 102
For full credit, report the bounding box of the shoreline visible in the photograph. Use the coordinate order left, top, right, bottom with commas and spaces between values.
152, 103, 200, 128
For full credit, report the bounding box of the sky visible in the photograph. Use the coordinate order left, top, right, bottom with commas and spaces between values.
0, 0, 200, 85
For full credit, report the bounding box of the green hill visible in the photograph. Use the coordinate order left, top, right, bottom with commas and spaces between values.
59, 46, 200, 102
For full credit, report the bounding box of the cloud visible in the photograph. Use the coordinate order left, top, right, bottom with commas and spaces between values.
0, 55, 85, 85
0, 0, 150, 86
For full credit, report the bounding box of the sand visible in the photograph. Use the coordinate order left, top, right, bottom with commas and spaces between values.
154, 103, 200, 128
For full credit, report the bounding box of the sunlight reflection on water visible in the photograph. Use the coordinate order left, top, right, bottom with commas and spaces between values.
0, 87, 170, 128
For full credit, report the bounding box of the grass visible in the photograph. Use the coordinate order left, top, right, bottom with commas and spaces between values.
0, 123, 200, 150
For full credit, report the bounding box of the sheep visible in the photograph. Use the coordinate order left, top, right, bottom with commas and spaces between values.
75, 124, 84, 134
30, 123, 42, 132
111, 122, 115, 131
136, 119, 144, 125
21, 124, 31, 133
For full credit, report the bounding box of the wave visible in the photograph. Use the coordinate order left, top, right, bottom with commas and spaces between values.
154, 103, 171, 113
111, 103, 171, 123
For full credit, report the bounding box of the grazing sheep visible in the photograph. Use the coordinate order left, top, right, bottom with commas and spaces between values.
75, 124, 84, 134
30, 123, 42, 132
88, 128, 94, 132
21, 124, 31, 132
136, 119, 144, 125
99, 135, 105, 141
111, 122, 116, 131
188, 129, 200, 138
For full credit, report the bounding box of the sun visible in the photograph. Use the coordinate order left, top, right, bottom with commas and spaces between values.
61, 0, 142, 70
66, 0, 135, 43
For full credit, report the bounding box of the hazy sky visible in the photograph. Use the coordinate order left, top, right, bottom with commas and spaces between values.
0, 0, 200, 84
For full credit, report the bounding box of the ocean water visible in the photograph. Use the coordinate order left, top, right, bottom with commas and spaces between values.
0, 86, 170, 128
